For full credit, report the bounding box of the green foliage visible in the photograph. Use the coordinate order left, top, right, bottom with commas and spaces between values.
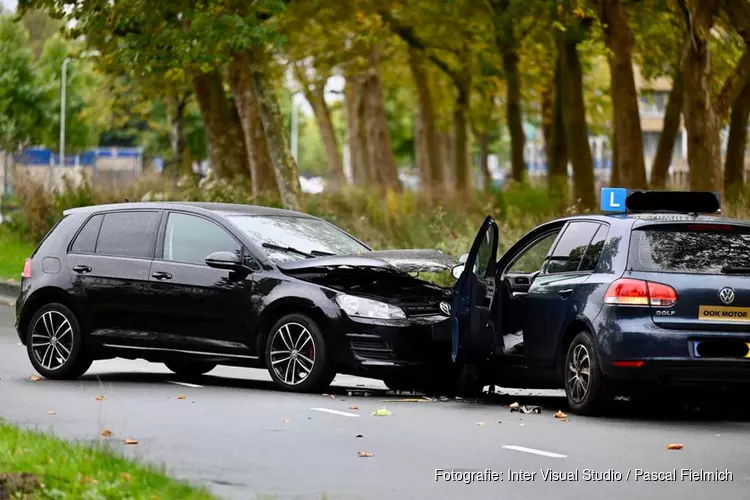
0, 17, 46, 151
0, 421, 215, 499
0, 224, 34, 280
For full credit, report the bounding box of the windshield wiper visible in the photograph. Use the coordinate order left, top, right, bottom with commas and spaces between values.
262, 243, 314, 258
261, 243, 335, 259
721, 265, 750, 274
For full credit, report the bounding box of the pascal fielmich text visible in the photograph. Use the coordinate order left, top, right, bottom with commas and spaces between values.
434, 469, 733, 484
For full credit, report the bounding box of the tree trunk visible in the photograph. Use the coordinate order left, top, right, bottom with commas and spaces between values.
477, 131, 491, 190
560, 36, 596, 210
610, 131, 620, 186
165, 92, 194, 182
724, 83, 750, 201
599, 0, 647, 189
345, 78, 368, 185
454, 85, 471, 192
247, 45, 303, 210
439, 128, 455, 188
650, 72, 684, 189
503, 47, 526, 183
407, 46, 442, 192
191, 70, 250, 179
227, 51, 279, 199
548, 49, 569, 208
362, 46, 401, 190
680, 1, 723, 191
541, 86, 554, 167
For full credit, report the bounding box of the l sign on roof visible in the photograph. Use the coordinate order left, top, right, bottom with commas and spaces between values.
601, 188, 628, 213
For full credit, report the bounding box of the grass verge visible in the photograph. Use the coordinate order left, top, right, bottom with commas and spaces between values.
0, 422, 215, 499
0, 224, 33, 282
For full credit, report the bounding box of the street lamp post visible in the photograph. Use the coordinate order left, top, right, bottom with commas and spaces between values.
60, 57, 71, 169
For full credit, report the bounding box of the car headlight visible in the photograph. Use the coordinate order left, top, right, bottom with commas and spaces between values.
335, 294, 406, 320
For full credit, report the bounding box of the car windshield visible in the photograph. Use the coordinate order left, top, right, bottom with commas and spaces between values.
630, 226, 750, 274
227, 215, 369, 263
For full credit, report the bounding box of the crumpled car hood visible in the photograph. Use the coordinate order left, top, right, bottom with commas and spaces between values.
277, 249, 455, 274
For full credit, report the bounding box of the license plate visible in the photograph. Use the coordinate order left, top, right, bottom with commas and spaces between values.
698, 305, 750, 322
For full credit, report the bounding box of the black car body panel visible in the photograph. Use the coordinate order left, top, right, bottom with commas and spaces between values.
16, 202, 453, 385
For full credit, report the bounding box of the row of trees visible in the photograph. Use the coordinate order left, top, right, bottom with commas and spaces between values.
10, 0, 750, 209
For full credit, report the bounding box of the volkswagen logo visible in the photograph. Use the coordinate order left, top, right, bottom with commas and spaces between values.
439, 302, 451, 316
719, 287, 735, 305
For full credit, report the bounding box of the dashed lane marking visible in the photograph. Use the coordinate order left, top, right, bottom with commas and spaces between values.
310, 407, 361, 418
502, 445, 567, 458
167, 381, 204, 388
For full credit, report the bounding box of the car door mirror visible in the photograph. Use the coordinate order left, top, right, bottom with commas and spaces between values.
452, 264, 465, 279
205, 251, 243, 271
458, 253, 469, 264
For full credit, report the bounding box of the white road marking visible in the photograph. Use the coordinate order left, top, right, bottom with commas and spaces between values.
502, 445, 567, 458
310, 407, 361, 418
167, 381, 203, 388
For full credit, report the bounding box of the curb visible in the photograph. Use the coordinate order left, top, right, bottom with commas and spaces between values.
0, 280, 20, 307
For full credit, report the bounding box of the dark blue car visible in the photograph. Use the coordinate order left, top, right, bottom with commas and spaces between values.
450, 189, 750, 414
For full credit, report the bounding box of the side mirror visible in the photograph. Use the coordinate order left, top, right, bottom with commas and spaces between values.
205, 251, 243, 271
458, 253, 469, 264
451, 264, 465, 280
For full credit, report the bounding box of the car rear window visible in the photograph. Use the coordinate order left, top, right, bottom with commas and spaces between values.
629, 225, 750, 274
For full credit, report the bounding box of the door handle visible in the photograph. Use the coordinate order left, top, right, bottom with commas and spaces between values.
512, 291, 528, 298
151, 271, 173, 280
559, 288, 574, 299
72, 265, 92, 274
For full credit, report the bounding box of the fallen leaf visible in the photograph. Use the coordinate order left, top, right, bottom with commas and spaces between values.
29, 375, 41, 382
380, 398, 432, 403
665, 443, 683, 450
509, 402, 520, 410
349, 406, 360, 410
80, 475, 98, 485
176, 395, 186, 400
283, 418, 290, 423
497, 421, 502, 424
101, 429, 113, 437
372, 408, 392, 417
46, 411, 56, 415
476, 422, 485, 426
357, 451, 374, 457
554, 410, 568, 420
355, 434, 363, 438
329, 394, 336, 399
124, 438, 139, 445
95, 396, 104, 401
121, 472, 133, 482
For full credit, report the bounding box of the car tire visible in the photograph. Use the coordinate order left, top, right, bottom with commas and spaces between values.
26, 303, 92, 380
564, 331, 611, 415
164, 361, 216, 377
265, 313, 335, 392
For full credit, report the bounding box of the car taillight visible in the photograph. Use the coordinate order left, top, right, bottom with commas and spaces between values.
22, 258, 32, 279
604, 278, 677, 307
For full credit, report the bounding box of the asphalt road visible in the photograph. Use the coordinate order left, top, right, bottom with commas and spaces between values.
1, 304, 750, 499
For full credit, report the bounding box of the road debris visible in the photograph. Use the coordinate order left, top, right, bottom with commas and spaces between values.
509, 402, 541, 414
283, 419, 291, 423
372, 408, 392, 417
379, 398, 432, 403
439, 396, 449, 402
355, 434, 363, 438
29, 375, 40, 382
322, 393, 336, 399
347, 389, 372, 397
101, 429, 113, 437
476, 422, 485, 426
95, 396, 104, 401
665, 443, 684, 450
357, 451, 374, 457
176, 395, 186, 400
45, 411, 56, 415
554, 410, 568, 421
124, 438, 139, 445
497, 421, 502, 424
349, 406, 360, 410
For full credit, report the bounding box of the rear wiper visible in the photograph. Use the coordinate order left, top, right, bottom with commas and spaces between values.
721, 265, 750, 274
262, 243, 314, 259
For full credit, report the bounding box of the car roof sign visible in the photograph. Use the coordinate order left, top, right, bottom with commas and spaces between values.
600, 188, 721, 214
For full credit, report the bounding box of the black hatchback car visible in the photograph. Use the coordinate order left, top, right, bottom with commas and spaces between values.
16, 202, 455, 392
451, 189, 750, 414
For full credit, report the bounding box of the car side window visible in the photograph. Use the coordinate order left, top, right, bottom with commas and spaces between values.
70, 214, 103, 254
163, 213, 241, 266
508, 231, 560, 274
578, 225, 609, 272
545, 222, 601, 274
95, 211, 161, 259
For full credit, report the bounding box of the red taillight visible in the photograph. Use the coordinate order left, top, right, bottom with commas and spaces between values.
22, 258, 32, 279
604, 278, 677, 307
612, 361, 645, 368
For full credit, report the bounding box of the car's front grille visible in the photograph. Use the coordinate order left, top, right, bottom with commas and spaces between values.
401, 301, 443, 317
350, 339, 395, 361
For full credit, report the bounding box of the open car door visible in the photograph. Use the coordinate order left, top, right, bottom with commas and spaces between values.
451, 216, 499, 364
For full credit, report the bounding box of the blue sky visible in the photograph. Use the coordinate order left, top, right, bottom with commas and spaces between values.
2, 0, 17, 12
